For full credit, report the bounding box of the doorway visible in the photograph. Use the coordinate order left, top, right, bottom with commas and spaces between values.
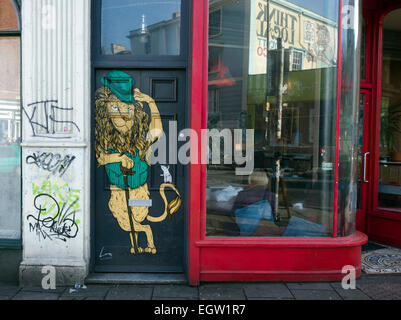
91, 0, 189, 273
358, 3, 401, 246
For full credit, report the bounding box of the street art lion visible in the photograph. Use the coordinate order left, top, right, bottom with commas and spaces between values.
94, 70, 181, 255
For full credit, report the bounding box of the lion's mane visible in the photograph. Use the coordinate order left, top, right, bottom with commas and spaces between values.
94, 86, 150, 163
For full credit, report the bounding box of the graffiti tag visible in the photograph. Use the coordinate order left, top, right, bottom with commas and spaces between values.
22, 100, 80, 138
99, 247, 112, 261
26, 152, 75, 177
27, 193, 79, 242
28, 181, 81, 242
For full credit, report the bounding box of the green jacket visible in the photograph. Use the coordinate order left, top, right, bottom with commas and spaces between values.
105, 149, 148, 189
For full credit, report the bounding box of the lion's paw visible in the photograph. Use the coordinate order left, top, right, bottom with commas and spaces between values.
145, 247, 157, 254
130, 247, 144, 254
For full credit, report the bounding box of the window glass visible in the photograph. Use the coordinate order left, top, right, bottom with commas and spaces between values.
0, 36, 21, 240
357, 94, 365, 211
378, 9, 401, 212
206, 0, 340, 237
360, 17, 366, 80
101, 0, 181, 56
337, 0, 361, 237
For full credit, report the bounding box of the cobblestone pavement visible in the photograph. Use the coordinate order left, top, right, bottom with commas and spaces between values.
1, 274, 400, 300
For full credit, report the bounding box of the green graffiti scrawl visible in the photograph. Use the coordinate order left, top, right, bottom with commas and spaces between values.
32, 181, 81, 224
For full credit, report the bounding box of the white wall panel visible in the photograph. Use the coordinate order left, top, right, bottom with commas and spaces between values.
20, 0, 91, 285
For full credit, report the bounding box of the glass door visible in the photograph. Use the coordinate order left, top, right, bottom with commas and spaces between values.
376, 9, 401, 213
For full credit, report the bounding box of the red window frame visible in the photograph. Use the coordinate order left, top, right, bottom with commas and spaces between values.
188, 0, 367, 285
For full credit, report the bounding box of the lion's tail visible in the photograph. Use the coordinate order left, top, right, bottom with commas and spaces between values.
146, 183, 182, 223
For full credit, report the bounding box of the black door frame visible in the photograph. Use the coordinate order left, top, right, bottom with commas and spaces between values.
89, 0, 192, 275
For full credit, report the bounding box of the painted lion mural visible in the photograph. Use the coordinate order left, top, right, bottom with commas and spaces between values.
94, 70, 181, 255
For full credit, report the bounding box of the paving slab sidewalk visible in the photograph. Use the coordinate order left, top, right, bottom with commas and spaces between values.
0, 274, 400, 300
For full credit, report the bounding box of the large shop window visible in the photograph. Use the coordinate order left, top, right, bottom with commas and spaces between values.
206, 0, 360, 237
378, 9, 401, 212
0, 0, 21, 242
101, 0, 182, 56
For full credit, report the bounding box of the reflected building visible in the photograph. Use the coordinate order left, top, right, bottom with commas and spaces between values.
111, 43, 131, 55
0, 37, 20, 144
0, 99, 20, 144
127, 12, 181, 56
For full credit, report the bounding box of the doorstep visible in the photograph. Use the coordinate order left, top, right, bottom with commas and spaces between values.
85, 273, 187, 285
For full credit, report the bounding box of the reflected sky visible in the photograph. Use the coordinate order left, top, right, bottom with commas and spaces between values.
101, 0, 181, 54
286, 0, 339, 21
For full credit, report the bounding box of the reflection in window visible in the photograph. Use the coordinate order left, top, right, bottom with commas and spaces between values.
356, 94, 365, 211
0, 0, 21, 240
291, 49, 304, 71
101, 0, 181, 56
337, 0, 360, 237
206, 0, 341, 237
378, 9, 401, 212
360, 17, 366, 80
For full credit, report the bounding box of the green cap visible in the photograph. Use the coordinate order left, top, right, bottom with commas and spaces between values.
101, 70, 136, 104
